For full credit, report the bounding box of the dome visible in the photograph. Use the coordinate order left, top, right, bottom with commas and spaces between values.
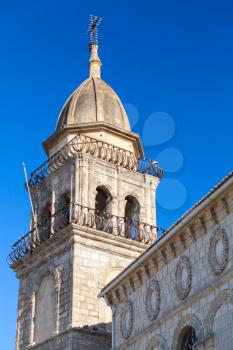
56, 77, 130, 132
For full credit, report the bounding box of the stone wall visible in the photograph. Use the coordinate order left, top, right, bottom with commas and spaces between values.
108, 190, 233, 350
27, 328, 111, 350
15, 235, 73, 350
13, 223, 146, 350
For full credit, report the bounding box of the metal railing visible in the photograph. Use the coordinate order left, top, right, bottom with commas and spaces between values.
7, 203, 166, 265
28, 134, 163, 187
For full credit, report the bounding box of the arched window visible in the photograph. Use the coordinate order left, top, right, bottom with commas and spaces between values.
124, 196, 140, 238
34, 275, 56, 343
39, 203, 51, 242
179, 326, 198, 350
55, 192, 71, 231
95, 187, 112, 232
95, 186, 112, 215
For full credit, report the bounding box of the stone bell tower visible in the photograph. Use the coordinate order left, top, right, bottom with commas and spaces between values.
9, 18, 163, 350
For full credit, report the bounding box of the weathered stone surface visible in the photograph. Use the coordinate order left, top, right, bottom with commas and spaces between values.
101, 177, 233, 350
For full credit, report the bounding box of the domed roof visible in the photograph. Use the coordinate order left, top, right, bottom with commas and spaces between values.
56, 44, 130, 132
56, 77, 130, 132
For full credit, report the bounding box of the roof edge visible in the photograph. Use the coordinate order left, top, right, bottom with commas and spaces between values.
43, 122, 144, 158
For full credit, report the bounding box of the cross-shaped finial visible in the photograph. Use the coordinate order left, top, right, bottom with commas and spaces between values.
88, 15, 102, 46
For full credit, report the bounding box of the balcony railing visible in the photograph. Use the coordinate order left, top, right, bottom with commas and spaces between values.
7, 203, 166, 265
28, 134, 163, 187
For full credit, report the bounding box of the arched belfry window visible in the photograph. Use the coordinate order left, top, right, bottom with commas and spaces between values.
34, 274, 56, 343
179, 326, 198, 350
95, 186, 112, 216
95, 187, 112, 232
60, 191, 70, 208
55, 192, 71, 231
124, 196, 140, 239
39, 203, 52, 242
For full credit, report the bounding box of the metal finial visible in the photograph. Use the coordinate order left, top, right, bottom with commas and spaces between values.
88, 15, 102, 46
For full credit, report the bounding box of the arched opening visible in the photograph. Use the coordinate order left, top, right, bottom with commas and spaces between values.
38, 203, 52, 242
179, 326, 198, 350
55, 192, 71, 231
124, 196, 140, 239
34, 274, 56, 343
95, 186, 113, 232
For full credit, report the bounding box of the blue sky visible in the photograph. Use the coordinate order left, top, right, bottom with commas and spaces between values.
1, 0, 233, 348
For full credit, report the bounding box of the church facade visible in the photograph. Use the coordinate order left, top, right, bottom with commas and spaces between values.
100, 171, 233, 350
9, 21, 233, 350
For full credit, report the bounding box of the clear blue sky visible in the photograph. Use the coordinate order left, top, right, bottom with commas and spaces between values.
1, 0, 233, 348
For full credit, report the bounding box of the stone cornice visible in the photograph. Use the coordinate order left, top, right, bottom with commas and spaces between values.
28, 326, 111, 350
11, 224, 147, 278
43, 122, 144, 158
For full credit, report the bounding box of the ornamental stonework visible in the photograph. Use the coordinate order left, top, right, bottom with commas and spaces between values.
145, 277, 161, 321
175, 255, 192, 300
120, 300, 134, 339
208, 228, 229, 275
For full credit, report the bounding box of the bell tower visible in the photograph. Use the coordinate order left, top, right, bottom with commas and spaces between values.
9, 17, 163, 350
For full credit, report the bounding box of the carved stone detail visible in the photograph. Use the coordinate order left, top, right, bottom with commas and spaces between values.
120, 300, 134, 339
171, 314, 205, 350
175, 255, 192, 300
145, 277, 161, 321
146, 334, 168, 350
208, 228, 229, 275
205, 289, 233, 333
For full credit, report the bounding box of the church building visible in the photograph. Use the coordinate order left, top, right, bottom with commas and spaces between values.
9, 17, 163, 350
9, 17, 233, 350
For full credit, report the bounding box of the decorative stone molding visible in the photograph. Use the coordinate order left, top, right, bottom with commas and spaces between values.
34, 267, 60, 335
196, 217, 207, 233
221, 197, 230, 214
160, 250, 167, 264
120, 300, 134, 339
144, 264, 150, 278
175, 255, 192, 300
205, 289, 233, 333
146, 334, 168, 350
186, 226, 196, 242
171, 314, 205, 350
179, 234, 186, 249
169, 242, 176, 258
145, 278, 161, 321
136, 271, 143, 285
129, 278, 135, 292
208, 227, 229, 275
33, 266, 60, 295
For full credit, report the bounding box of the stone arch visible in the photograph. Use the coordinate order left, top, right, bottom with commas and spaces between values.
34, 273, 57, 343
34, 267, 60, 294
95, 181, 115, 198
124, 195, 140, 239
121, 190, 141, 206
95, 185, 113, 232
32, 267, 60, 343
205, 289, 233, 333
59, 189, 71, 206
171, 314, 205, 350
95, 185, 113, 214
146, 334, 168, 350
54, 190, 71, 230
